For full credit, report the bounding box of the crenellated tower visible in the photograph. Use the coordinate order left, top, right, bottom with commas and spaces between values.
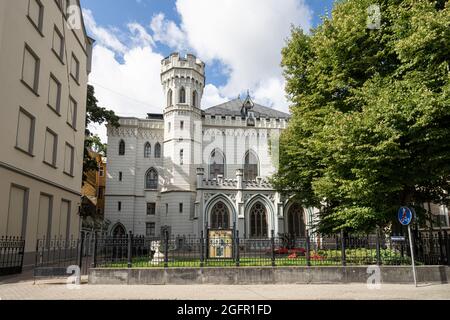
160, 53, 205, 234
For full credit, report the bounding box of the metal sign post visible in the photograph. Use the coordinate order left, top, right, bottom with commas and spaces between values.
398, 207, 417, 287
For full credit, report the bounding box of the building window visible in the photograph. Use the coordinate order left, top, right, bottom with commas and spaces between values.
192, 90, 198, 107
43, 128, 58, 167
70, 53, 80, 83
144, 142, 151, 158
165, 203, 169, 215
52, 26, 65, 62
118, 201, 122, 212
118, 140, 125, 155
119, 172, 123, 182
145, 168, 158, 189
16, 108, 35, 156
27, 0, 43, 34
168, 122, 171, 133
244, 151, 259, 181
209, 149, 225, 180
180, 121, 184, 130
180, 149, 184, 165
60, 199, 71, 240
147, 203, 156, 215
250, 202, 268, 239
167, 89, 173, 107
64, 143, 74, 176
154, 143, 161, 158
179, 203, 183, 214
287, 203, 306, 237
67, 96, 77, 129
21, 44, 40, 95
210, 201, 229, 230
146, 223, 155, 237
179, 87, 186, 104
48, 74, 61, 113
7, 185, 29, 237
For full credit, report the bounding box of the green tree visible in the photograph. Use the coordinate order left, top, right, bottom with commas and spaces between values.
83, 84, 119, 183
274, 0, 450, 233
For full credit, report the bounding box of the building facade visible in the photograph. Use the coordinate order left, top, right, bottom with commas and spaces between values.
0, 0, 93, 264
105, 53, 317, 238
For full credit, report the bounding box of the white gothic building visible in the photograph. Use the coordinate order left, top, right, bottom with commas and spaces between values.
104, 53, 316, 238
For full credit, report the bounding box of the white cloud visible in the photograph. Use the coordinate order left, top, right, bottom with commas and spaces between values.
82, 9, 128, 54
201, 84, 228, 108
152, 0, 312, 112
150, 13, 188, 51
84, 12, 164, 142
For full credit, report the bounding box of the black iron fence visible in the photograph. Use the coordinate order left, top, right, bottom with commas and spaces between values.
31, 230, 449, 271
0, 236, 25, 276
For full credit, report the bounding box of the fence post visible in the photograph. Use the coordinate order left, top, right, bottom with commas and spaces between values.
341, 229, 346, 266
77, 231, 85, 270
200, 230, 204, 268
164, 230, 169, 268
306, 234, 311, 267
438, 231, 445, 265
376, 228, 381, 266
271, 230, 276, 267
235, 230, 240, 267
444, 231, 450, 266
127, 231, 133, 268
91, 232, 98, 268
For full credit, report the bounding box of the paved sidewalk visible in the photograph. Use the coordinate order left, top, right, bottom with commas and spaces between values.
0, 281, 449, 300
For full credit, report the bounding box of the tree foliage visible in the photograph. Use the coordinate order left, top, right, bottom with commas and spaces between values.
274, 0, 450, 233
83, 85, 119, 183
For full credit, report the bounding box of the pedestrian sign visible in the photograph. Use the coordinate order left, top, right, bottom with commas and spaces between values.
398, 207, 413, 226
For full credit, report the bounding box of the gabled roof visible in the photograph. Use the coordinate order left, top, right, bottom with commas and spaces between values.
203, 98, 290, 119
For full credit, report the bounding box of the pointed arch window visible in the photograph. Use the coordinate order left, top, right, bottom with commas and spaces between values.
167, 89, 173, 107
119, 140, 125, 156
244, 151, 258, 180
179, 87, 186, 104
250, 202, 268, 238
210, 201, 230, 229
154, 143, 161, 158
288, 203, 306, 237
144, 142, 151, 158
192, 90, 198, 107
209, 149, 225, 180
145, 168, 158, 189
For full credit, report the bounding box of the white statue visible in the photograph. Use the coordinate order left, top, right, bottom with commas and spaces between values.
150, 241, 164, 265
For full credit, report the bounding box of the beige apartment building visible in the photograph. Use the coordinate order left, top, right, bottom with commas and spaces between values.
0, 0, 93, 265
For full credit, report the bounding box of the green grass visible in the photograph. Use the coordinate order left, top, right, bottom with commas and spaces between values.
98, 249, 415, 268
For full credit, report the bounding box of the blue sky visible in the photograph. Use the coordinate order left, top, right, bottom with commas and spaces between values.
81, 0, 336, 141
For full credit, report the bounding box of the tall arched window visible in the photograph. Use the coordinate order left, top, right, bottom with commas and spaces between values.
145, 168, 158, 189
144, 142, 151, 158
209, 149, 225, 180
250, 202, 268, 238
210, 201, 230, 229
244, 151, 258, 180
119, 140, 125, 156
154, 143, 161, 158
179, 87, 186, 104
167, 89, 173, 107
192, 90, 198, 107
180, 149, 184, 165
288, 203, 306, 237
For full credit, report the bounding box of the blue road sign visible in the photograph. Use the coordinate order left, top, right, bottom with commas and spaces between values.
398, 207, 413, 226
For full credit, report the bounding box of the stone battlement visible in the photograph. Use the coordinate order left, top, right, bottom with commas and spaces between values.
161, 52, 205, 75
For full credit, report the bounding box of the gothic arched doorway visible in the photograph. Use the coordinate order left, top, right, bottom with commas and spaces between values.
112, 224, 126, 237
287, 203, 306, 237
210, 201, 230, 230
